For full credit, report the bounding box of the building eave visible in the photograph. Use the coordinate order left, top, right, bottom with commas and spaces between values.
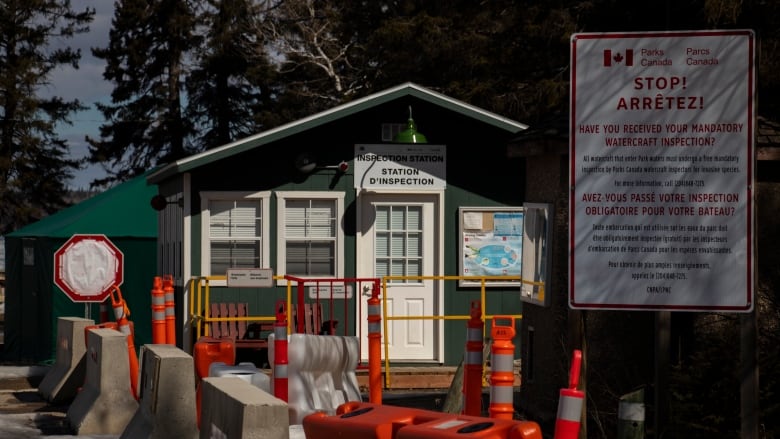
148, 82, 527, 184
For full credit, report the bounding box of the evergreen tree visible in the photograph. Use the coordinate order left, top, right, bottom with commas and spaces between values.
87, 0, 196, 185
185, 0, 279, 149
0, 0, 95, 235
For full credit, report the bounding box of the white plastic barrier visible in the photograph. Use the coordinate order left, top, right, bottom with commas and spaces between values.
208, 361, 270, 393
269, 333, 362, 425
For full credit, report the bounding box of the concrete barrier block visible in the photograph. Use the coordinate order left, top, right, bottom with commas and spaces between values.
121, 344, 199, 439
200, 376, 288, 439
38, 317, 94, 403
66, 328, 139, 435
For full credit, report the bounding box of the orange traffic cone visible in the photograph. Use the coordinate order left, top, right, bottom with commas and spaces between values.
110, 285, 140, 400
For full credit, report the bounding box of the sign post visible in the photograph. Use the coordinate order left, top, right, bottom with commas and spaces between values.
570, 30, 755, 312
54, 234, 124, 307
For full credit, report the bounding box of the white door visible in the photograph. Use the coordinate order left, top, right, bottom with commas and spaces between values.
357, 193, 442, 362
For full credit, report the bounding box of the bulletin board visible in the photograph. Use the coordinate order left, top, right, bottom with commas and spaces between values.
458, 206, 523, 287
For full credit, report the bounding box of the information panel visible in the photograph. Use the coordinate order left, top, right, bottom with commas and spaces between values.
570, 30, 755, 311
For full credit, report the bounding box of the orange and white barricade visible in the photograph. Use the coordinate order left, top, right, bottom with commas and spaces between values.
110, 285, 139, 400
489, 316, 516, 420
150, 276, 166, 344
162, 274, 176, 344
553, 349, 584, 439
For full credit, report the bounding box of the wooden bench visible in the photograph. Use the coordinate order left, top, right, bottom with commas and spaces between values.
208, 302, 271, 349
207, 302, 335, 349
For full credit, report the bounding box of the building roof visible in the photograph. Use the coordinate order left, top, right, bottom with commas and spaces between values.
6, 171, 158, 239
147, 82, 527, 183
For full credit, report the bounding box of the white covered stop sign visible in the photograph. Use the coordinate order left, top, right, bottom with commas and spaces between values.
54, 234, 124, 302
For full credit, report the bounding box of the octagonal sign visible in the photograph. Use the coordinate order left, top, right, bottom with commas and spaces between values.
54, 234, 124, 303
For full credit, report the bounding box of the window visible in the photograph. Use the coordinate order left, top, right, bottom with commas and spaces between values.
276, 191, 344, 281
201, 191, 270, 283
374, 204, 423, 284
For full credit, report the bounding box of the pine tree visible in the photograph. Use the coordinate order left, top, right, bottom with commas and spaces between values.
185, 0, 279, 149
0, 0, 95, 235
87, 0, 196, 185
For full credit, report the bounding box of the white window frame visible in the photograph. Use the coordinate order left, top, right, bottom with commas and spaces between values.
275, 191, 345, 285
200, 191, 271, 287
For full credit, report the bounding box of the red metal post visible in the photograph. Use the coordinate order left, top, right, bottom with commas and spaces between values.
367, 280, 382, 404
273, 300, 289, 402
463, 300, 484, 416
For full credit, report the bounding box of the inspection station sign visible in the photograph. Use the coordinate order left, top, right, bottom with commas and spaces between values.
569, 30, 755, 311
354, 144, 446, 190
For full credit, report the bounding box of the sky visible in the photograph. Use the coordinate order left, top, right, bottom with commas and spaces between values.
48, 0, 114, 189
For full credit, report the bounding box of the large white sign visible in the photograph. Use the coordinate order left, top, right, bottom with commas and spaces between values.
570, 30, 755, 311
354, 144, 446, 190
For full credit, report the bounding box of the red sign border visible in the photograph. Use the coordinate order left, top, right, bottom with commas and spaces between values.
54, 234, 124, 303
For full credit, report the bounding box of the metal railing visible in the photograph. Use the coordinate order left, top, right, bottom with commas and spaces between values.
188, 274, 544, 388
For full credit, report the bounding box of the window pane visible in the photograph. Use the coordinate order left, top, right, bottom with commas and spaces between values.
210, 240, 260, 273
391, 232, 405, 257
285, 200, 307, 237
375, 233, 389, 257
285, 241, 334, 276
375, 206, 389, 230
407, 232, 421, 257
375, 259, 389, 277
407, 206, 422, 230
208, 197, 263, 276
407, 259, 421, 277
390, 207, 405, 229
210, 201, 260, 238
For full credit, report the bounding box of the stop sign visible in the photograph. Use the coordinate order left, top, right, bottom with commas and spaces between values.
54, 234, 124, 302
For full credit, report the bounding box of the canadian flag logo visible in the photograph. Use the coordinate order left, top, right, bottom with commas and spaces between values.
603, 49, 634, 67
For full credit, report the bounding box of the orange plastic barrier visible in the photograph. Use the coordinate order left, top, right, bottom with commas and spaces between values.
162, 274, 176, 345
396, 415, 542, 439
303, 402, 437, 439
302, 401, 543, 439
463, 300, 484, 416
110, 285, 139, 400
150, 276, 166, 344
489, 316, 516, 420
193, 336, 236, 427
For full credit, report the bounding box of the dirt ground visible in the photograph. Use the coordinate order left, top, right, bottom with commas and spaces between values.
0, 374, 73, 435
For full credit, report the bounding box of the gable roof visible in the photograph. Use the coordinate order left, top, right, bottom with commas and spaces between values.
7, 171, 158, 239
148, 82, 527, 183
